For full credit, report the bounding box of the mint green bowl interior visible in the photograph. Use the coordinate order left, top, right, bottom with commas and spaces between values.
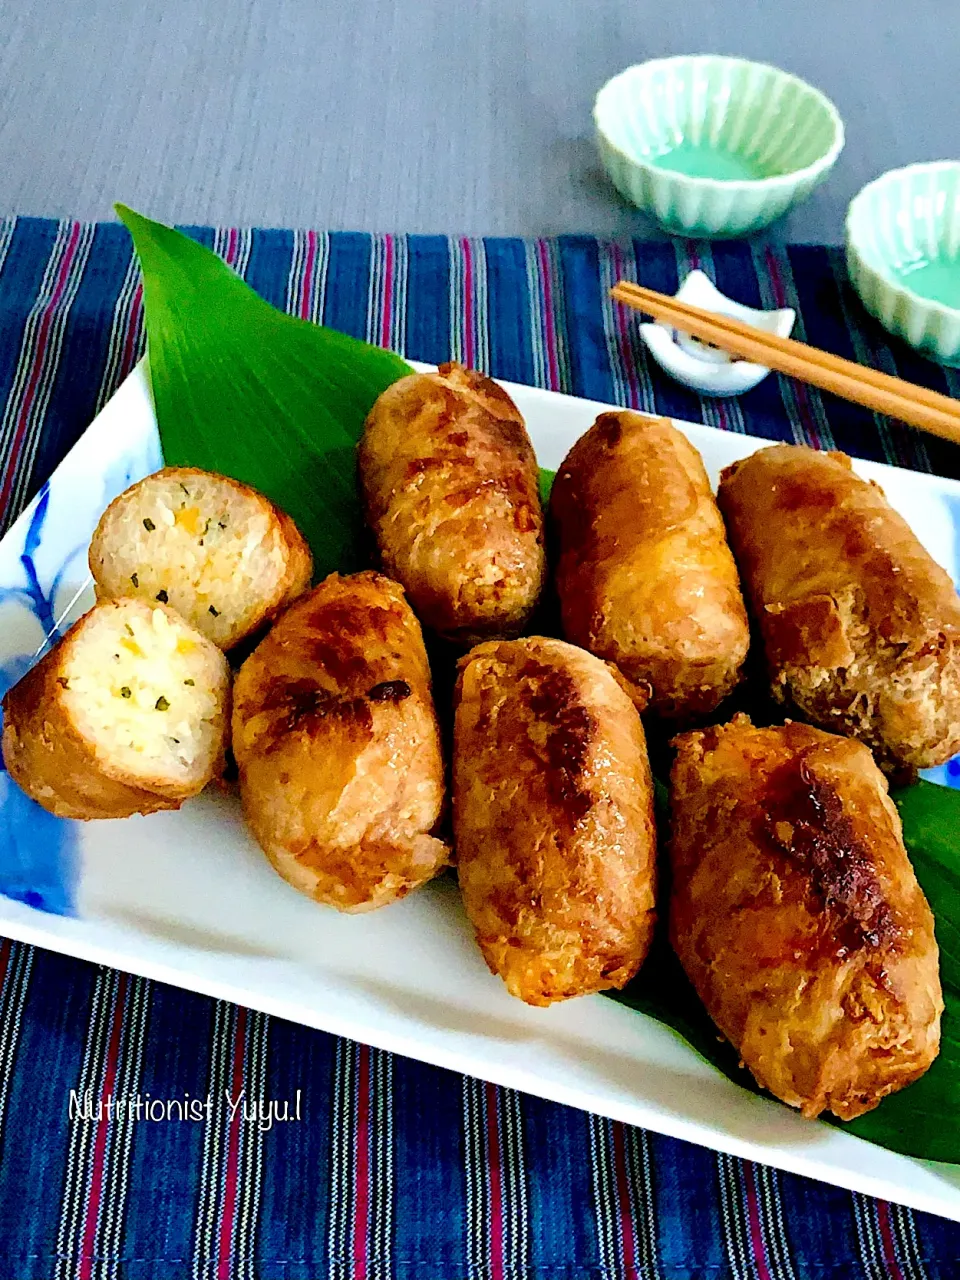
594, 56, 844, 237
846, 163, 960, 365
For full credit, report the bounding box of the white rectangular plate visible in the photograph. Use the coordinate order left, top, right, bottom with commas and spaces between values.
3, 364, 960, 1219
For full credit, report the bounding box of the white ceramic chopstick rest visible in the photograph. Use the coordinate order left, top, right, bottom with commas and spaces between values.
638, 270, 795, 397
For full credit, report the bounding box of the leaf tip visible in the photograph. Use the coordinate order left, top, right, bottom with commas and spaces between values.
114, 204, 161, 243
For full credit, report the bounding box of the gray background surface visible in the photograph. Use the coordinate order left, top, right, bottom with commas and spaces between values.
0, 0, 954, 240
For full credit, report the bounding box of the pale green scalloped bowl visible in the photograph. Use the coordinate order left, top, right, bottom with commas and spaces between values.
846, 162, 960, 366
594, 56, 844, 238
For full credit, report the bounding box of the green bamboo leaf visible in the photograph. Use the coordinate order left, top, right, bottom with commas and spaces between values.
538, 467, 555, 504
841, 781, 960, 1160
116, 205, 412, 577
609, 778, 960, 1164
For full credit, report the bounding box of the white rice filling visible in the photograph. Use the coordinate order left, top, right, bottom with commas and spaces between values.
61, 605, 225, 778
99, 474, 287, 644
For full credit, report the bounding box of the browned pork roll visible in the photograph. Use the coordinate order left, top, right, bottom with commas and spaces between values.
453, 636, 657, 1005
232, 571, 449, 912
358, 364, 546, 644
669, 715, 942, 1121
550, 411, 749, 719
718, 444, 960, 771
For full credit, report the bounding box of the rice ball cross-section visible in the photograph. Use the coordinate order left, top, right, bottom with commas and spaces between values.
89, 466, 313, 650
2, 596, 231, 819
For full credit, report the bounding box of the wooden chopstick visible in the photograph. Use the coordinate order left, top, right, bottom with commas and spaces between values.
610, 280, 960, 446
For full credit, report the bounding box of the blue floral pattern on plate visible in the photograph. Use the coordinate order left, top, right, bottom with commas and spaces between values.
0, 366, 162, 915
0, 488, 79, 914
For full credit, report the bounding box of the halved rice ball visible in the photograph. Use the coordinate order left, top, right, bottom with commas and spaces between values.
2, 597, 230, 819
89, 467, 313, 649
